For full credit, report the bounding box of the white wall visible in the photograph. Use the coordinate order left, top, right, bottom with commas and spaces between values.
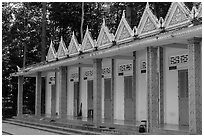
114, 59, 133, 120
164, 46, 188, 124
136, 49, 147, 122
80, 67, 93, 118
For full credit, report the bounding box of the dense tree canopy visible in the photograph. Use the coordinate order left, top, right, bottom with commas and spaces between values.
2, 2, 197, 115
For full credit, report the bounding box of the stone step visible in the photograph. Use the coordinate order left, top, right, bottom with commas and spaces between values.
3, 119, 102, 135
6, 117, 143, 135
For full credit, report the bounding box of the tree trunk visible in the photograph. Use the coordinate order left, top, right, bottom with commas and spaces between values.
80, 2, 84, 43
41, 2, 46, 62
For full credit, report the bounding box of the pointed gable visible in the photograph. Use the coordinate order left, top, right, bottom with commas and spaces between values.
46, 41, 57, 62
97, 18, 114, 50
81, 26, 95, 53
115, 10, 133, 44
137, 2, 160, 37
197, 3, 202, 18
57, 37, 68, 59
68, 31, 80, 57
163, 2, 191, 30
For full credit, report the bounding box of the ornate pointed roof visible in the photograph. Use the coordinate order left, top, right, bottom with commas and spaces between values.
114, 10, 134, 44
68, 31, 80, 57
163, 2, 191, 30
81, 26, 95, 52
57, 36, 68, 59
137, 2, 160, 37
197, 3, 202, 18
46, 40, 57, 62
96, 18, 114, 50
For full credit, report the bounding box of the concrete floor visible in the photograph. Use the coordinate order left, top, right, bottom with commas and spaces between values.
2, 123, 58, 135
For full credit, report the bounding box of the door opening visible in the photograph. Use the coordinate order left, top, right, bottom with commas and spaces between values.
124, 76, 134, 121
74, 82, 79, 117
87, 80, 93, 118
178, 69, 189, 126
104, 78, 112, 120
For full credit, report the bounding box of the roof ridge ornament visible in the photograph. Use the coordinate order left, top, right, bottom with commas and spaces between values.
57, 36, 68, 59
114, 10, 133, 44
133, 26, 138, 37
122, 10, 125, 18
68, 31, 80, 57
146, 2, 150, 9
102, 18, 106, 26
197, 3, 202, 18
137, 2, 160, 38
81, 26, 95, 52
46, 40, 57, 62
191, 5, 198, 19
159, 17, 165, 28
163, 2, 191, 30
97, 18, 114, 50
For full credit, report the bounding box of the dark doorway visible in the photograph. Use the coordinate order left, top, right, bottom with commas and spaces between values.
124, 76, 134, 121
87, 80, 93, 118
104, 78, 113, 120
74, 82, 80, 117
178, 69, 189, 126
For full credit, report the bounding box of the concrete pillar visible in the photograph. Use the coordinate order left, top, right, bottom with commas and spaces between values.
158, 47, 164, 124
17, 76, 24, 116
35, 72, 42, 116
188, 37, 202, 135
51, 72, 57, 118
59, 66, 67, 119
111, 59, 115, 123
93, 59, 102, 125
147, 47, 159, 132
132, 51, 137, 123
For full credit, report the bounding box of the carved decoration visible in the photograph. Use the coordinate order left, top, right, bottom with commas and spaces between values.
57, 37, 68, 59
47, 41, 57, 62
68, 31, 80, 57
115, 10, 133, 43
81, 26, 95, 52
97, 18, 114, 49
163, 2, 191, 30
197, 3, 202, 18
137, 3, 160, 37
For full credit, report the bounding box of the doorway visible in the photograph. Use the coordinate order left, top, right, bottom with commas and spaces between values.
104, 78, 112, 120
51, 85, 56, 117
178, 69, 189, 126
124, 76, 134, 121
87, 80, 93, 118
74, 82, 79, 117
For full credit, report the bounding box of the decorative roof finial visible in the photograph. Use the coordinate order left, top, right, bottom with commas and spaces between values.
191, 5, 198, 18
86, 25, 89, 32
159, 17, 164, 28
60, 36, 63, 41
122, 10, 125, 18
133, 26, 138, 36
102, 18, 106, 26
146, 2, 150, 9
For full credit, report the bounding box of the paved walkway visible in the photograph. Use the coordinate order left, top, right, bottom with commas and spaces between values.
2, 123, 58, 135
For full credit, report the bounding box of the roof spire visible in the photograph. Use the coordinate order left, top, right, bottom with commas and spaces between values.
191, 5, 198, 18
102, 18, 105, 26
122, 10, 125, 18
60, 36, 63, 41
146, 2, 150, 9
